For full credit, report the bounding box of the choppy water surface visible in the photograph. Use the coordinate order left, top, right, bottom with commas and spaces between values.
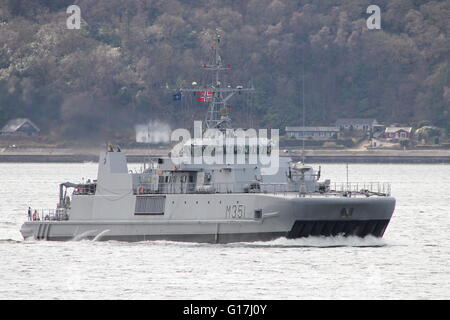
0, 162, 448, 299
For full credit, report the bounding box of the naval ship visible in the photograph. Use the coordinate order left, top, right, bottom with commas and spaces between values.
20, 35, 395, 243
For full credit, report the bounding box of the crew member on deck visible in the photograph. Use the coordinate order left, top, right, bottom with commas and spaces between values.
28, 207, 32, 221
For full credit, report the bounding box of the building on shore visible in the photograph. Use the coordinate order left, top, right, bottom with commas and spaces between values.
285, 126, 340, 140
384, 126, 413, 139
335, 118, 378, 132
0, 118, 40, 136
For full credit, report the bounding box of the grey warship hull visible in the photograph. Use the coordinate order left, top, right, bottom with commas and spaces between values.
20, 193, 395, 243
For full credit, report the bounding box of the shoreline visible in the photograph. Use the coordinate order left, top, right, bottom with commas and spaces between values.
1, 148, 450, 163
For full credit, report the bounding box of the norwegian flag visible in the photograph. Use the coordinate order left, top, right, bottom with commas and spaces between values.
196, 91, 214, 96
196, 96, 213, 102
196, 91, 214, 102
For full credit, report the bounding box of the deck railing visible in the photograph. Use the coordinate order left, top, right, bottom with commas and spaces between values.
132, 181, 391, 196
28, 208, 69, 221
28, 182, 391, 222
329, 182, 391, 196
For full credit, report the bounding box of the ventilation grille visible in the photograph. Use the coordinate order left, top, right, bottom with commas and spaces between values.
135, 196, 165, 215
287, 219, 390, 238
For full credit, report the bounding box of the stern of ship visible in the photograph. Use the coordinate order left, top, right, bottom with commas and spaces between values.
286, 196, 396, 238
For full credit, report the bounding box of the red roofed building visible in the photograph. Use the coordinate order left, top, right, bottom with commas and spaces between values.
384, 127, 413, 139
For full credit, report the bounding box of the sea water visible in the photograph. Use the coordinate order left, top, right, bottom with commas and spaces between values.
0, 162, 448, 299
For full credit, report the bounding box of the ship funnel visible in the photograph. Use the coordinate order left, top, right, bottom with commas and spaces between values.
98, 150, 128, 177
96, 149, 132, 196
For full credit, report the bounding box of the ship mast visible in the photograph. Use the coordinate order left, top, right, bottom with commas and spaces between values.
180, 33, 254, 130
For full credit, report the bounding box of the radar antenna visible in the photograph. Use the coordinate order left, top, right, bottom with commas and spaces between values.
179, 33, 254, 131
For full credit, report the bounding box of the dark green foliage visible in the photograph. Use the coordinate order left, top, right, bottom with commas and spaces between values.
0, 0, 449, 142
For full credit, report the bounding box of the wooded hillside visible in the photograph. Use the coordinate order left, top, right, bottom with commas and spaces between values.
0, 0, 449, 141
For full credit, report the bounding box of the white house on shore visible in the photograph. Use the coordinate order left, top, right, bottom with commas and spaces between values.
335, 118, 378, 132
285, 126, 340, 140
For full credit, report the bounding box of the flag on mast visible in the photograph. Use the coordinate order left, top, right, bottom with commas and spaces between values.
195, 91, 213, 102
173, 92, 182, 101
196, 96, 213, 102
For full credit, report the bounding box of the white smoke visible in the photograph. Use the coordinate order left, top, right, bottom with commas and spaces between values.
135, 120, 171, 144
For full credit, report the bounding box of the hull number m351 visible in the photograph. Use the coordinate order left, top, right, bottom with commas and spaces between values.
225, 204, 246, 219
